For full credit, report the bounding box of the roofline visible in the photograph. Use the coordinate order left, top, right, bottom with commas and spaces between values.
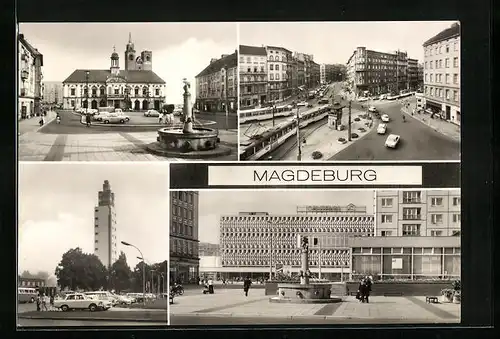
423, 31, 460, 47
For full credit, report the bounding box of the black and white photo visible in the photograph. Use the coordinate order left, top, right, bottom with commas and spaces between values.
17, 163, 170, 327
169, 189, 461, 326
238, 21, 461, 161
17, 22, 238, 162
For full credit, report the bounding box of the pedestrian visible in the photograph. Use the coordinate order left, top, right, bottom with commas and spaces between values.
50, 294, 54, 310
41, 293, 48, 311
159, 112, 164, 124
36, 294, 41, 311
85, 113, 91, 127
208, 278, 214, 294
243, 277, 252, 297
364, 276, 372, 303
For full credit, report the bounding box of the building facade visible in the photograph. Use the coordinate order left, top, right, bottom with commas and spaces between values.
375, 189, 461, 237
94, 180, 118, 269
218, 206, 374, 280
18, 277, 47, 288
62, 35, 166, 111
18, 34, 43, 120
325, 64, 346, 83
423, 22, 461, 125
239, 45, 268, 109
199, 242, 220, 256
170, 191, 200, 284
266, 46, 293, 102
42, 81, 63, 104
320, 64, 326, 84
346, 47, 417, 97
195, 51, 238, 113
407, 58, 420, 91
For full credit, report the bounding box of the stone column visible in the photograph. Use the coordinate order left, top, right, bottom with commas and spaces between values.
300, 248, 309, 285
182, 80, 194, 134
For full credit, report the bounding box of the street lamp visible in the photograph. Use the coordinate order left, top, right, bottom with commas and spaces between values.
122, 241, 145, 305
85, 71, 89, 115
223, 64, 229, 130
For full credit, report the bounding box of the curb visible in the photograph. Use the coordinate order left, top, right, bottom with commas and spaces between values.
33, 112, 57, 133
401, 108, 460, 142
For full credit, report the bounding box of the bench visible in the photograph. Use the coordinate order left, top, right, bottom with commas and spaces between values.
426, 296, 439, 304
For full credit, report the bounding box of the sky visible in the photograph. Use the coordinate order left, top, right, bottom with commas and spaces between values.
18, 163, 169, 277
198, 190, 374, 244
18, 23, 237, 105
240, 21, 458, 64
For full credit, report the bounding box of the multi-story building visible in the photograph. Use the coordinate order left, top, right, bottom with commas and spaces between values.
266, 46, 293, 102
239, 45, 268, 109
418, 63, 424, 88
309, 61, 321, 88
169, 191, 200, 284
423, 22, 461, 125
18, 276, 47, 288
346, 47, 417, 97
320, 64, 326, 84
42, 81, 63, 104
94, 180, 118, 269
199, 242, 220, 256
375, 189, 461, 237
218, 206, 374, 280
324, 64, 346, 83
407, 58, 419, 91
18, 34, 43, 120
62, 35, 166, 111
195, 51, 238, 113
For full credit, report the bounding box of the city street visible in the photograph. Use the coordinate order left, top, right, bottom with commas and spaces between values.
169, 289, 460, 325
331, 98, 460, 161
17, 109, 238, 161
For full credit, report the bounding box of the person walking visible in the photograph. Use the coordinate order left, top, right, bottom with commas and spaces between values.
243, 277, 252, 297
41, 293, 48, 311
50, 294, 55, 310
35, 293, 41, 311
364, 276, 373, 303
208, 278, 214, 294
85, 112, 91, 127
159, 112, 164, 124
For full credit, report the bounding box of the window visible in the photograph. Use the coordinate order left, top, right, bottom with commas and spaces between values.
430, 61, 433, 69
425, 61, 428, 69
453, 197, 461, 206
454, 42, 458, 51
402, 224, 420, 236
439, 46, 442, 54
446, 45, 449, 53
381, 198, 393, 207
431, 214, 443, 224
71, 88, 75, 96
270, 64, 274, 71
431, 197, 443, 206
403, 207, 421, 220
270, 74, 274, 80
445, 74, 450, 84
453, 57, 458, 68
453, 214, 461, 222
445, 58, 450, 68
114, 89, 119, 95
381, 215, 393, 223
430, 74, 433, 82
446, 89, 450, 100
71, 100, 75, 107
453, 91, 458, 102
403, 191, 421, 203
276, 74, 280, 80
431, 230, 443, 236
95, 240, 98, 243
425, 74, 428, 82
452, 230, 461, 236
155, 89, 160, 96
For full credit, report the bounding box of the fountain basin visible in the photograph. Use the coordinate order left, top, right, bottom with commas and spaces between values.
269, 283, 343, 304
146, 127, 232, 158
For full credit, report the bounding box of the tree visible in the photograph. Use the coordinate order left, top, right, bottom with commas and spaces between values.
130, 261, 150, 293
162, 104, 175, 114
109, 252, 132, 293
54, 248, 108, 291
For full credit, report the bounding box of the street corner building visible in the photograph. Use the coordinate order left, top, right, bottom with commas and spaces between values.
346, 47, 423, 99
62, 34, 166, 111
422, 22, 461, 125
170, 191, 200, 284
194, 50, 238, 114
202, 190, 460, 282
18, 34, 44, 120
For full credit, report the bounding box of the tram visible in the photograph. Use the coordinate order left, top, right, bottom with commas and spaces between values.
239, 105, 294, 124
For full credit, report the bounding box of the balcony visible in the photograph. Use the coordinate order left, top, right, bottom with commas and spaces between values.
402, 215, 422, 220
402, 199, 422, 204
107, 93, 125, 99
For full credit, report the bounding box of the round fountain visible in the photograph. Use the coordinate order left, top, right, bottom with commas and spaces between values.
147, 80, 232, 158
270, 237, 343, 304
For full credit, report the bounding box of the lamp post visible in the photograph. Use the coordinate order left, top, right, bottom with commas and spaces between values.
85, 71, 89, 115
224, 64, 229, 130
296, 104, 302, 161
122, 241, 145, 305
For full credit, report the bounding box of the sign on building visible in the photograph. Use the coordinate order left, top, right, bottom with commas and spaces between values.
392, 258, 403, 270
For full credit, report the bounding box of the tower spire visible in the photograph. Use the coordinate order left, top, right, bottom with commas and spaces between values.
128, 32, 132, 43
113, 45, 116, 53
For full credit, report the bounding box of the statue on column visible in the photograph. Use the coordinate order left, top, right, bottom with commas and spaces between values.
301, 236, 309, 250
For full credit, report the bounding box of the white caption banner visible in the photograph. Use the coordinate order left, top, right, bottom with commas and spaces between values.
208, 166, 422, 186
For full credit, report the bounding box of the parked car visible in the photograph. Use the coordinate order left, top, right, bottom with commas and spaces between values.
53, 293, 105, 312
357, 97, 369, 102
368, 106, 378, 113
297, 101, 308, 107
385, 134, 401, 148
102, 113, 130, 124
85, 291, 118, 307
144, 109, 160, 117
84, 293, 113, 310
377, 123, 387, 135
381, 114, 390, 122
379, 94, 388, 100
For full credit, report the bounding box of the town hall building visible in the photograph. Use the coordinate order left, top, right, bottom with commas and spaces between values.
62, 34, 166, 111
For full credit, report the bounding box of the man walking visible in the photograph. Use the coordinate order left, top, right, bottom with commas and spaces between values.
243, 277, 252, 297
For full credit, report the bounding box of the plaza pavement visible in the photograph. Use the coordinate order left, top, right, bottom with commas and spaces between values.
170, 289, 460, 323
18, 111, 57, 136
18, 129, 238, 161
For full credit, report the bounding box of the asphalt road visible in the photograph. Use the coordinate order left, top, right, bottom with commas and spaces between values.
17, 318, 168, 327
39, 110, 237, 134
330, 100, 460, 160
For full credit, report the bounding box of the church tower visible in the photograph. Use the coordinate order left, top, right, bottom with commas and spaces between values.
141, 50, 153, 71
110, 46, 120, 76
125, 32, 136, 71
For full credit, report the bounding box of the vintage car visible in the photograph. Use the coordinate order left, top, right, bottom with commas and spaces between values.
53, 293, 105, 312
385, 134, 401, 148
